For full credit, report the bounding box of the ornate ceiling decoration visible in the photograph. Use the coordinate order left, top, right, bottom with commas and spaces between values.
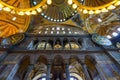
0, 0, 30, 38
1, 33, 24, 46
83, 5, 120, 37
0, 0, 119, 39
0, 0, 119, 15
39, 0, 77, 22
0, 0, 47, 15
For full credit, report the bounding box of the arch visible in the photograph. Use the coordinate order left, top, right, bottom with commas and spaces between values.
51, 55, 65, 80
64, 43, 71, 50
52, 55, 64, 65
70, 73, 83, 80
15, 55, 30, 80
27, 38, 39, 50
85, 55, 100, 80
69, 55, 82, 64
78, 38, 82, 46
85, 55, 97, 66
36, 55, 48, 65
37, 41, 52, 50
69, 38, 81, 50
70, 42, 80, 50
48, 38, 54, 48
69, 55, 85, 80
28, 55, 48, 80
54, 38, 62, 50
63, 38, 70, 50
69, 38, 77, 42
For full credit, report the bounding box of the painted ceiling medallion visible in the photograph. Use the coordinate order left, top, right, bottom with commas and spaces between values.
38, 0, 77, 22
92, 34, 112, 46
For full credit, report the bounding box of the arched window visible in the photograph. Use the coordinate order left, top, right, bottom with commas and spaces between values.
37, 42, 52, 50
70, 76, 78, 80
38, 77, 46, 80
54, 39, 62, 50
70, 74, 82, 80
70, 42, 80, 50
64, 43, 71, 50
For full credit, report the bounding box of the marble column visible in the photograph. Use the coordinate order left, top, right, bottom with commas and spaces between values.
65, 63, 70, 80
61, 38, 64, 50
82, 38, 88, 50
47, 64, 51, 80
83, 65, 92, 80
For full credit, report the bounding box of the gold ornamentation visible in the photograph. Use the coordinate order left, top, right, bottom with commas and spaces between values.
0, 0, 47, 15
0, 0, 119, 15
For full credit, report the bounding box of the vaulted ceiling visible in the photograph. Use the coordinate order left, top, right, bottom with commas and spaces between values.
0, 0, 120, 38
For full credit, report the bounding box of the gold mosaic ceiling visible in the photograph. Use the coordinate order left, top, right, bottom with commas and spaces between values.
0, 0, 119, 38
0, 0, 30, 38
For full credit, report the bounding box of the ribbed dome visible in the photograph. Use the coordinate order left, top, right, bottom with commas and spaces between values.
32, 0, 77, 22
83, 0, 114, 7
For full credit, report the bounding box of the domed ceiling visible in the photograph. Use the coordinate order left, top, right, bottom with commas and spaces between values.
32, 0, 78, 22
0, 0, 119, 39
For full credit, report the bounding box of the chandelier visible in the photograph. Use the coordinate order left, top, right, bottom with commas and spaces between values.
0, 0, 119, 19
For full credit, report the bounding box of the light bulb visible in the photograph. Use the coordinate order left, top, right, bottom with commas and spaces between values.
97, 18, 102, 22
31, 10, 37, 15
11, 10, 15, 14
117, 27, 120, 32
101, 8, 108, 12
33, 1, 37, 5
48, 17, 50, 19
95, 10, 101, 14
44, 15, 47, 18
3, 7, 11, 12
68, 0, 73, 5
25, 11, 31, 15
114, 1, 120, 6
0, 4, 4, 8
18, 11, 24, 15
112, 32, 118, 37
51, 18, 53, 21
47, 0, 52, 5
72, 4, 77, 9
41, 13, 44, 16
42, 4, 47, 9
106, 35, 112, 39
12, 17, 17, 21
107, 5, 116, 10
57, 20, 59, 22
0, 8, 2, 11
89, 10, 94, 14
83, 9, 88, 14
36, 8, 42, 13
51, 31, 53, 34
60, 19, 63, 22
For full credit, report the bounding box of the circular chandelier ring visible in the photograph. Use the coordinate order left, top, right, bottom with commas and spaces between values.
73, 0, 118, 10
74, 0, 118, 10
0, 0, 119, 15
0, 0, 47, 11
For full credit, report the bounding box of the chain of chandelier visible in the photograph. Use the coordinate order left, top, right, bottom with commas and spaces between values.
0, 0, 120, 16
